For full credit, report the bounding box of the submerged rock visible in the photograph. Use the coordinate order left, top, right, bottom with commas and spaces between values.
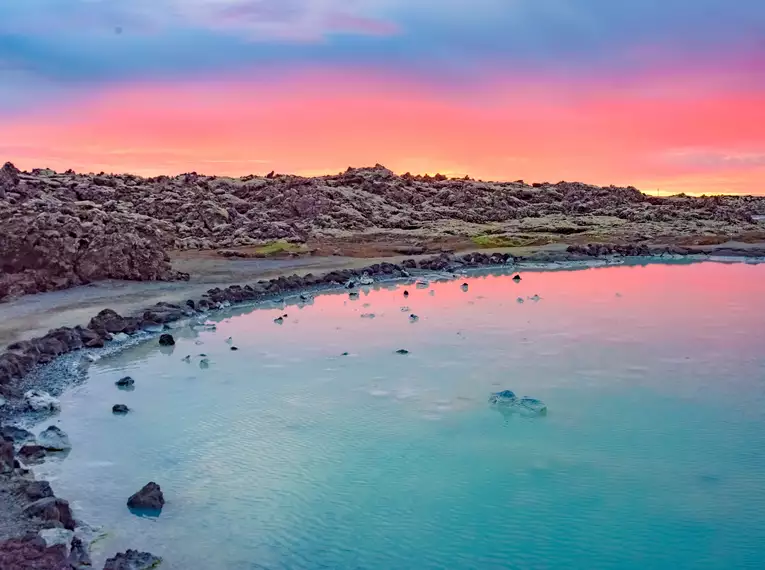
115, 376, 135, 388
409, 314, 419, 322
461, 283, 469, 292
489, 390, 517, 403
38, 426, 71, 451
158, 333, 175, 346
225, 336, 233, 345
181, 355, 191, 362
127, 482, 164, 513
360, 313, 376, 319
103, 549, 162, 570
199, 358, 210, 369
489, 390, 547, 416
274, 316, 284, 325
395, 349, 410, 355
512, 274, 522, 282
403, 290, 409, 297
230, 346, 239, 351
24, 390, 61, 412
112, 404, 130, 415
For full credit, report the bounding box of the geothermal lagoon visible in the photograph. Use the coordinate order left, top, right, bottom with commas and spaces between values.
34, 262, 765, 569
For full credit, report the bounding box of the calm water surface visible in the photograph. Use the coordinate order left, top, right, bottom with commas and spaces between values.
36, 262, 765, 569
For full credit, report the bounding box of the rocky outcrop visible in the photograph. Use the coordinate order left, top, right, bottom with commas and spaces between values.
0, 534, 71, 570
23, 480, 54, 501
126, 482, 164, 512
103, 549, 162, 570
2, 162, 763, 302
0, 425, 35, 444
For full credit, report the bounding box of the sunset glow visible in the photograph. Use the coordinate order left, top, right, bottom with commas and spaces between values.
1, 1, 764, 194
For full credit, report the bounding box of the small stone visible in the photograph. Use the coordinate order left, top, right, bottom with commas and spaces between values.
181, 355, 191, 362
199, 358, 210, 369
115, 376, 135, 388
512, 274, 522, 282
461, 283, 469, 291
158, 333, 175, 346
409, 314, 419, 322
403, 290, 409, 297
395, 349, 410, 355
112, 404, 129, 414
274, 316, 284, 325
341, 352, 349, 356
517, 297, 524, 304
230, 346, 239, 351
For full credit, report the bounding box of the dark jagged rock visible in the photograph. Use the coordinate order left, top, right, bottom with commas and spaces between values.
18, 444, 46, 463
0, 424, 35, 444
0, 534, 70, 570
112, 404, 129, 414
512, 274, 521, 282
127, 482, 164, 512
24, 480, 54, 501
103, 549, 162, 570
23, 497, 76, 530
116, 376, 135, 388
68, 536, 92, 568
158, 333, 175, 346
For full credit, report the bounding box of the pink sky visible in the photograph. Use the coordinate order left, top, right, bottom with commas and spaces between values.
2, 68, 764, 195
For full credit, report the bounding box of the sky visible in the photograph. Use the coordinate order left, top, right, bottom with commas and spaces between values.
0, 0, 764, 194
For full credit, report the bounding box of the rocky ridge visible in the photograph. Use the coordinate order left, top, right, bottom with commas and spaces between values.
3, 162, 764, 300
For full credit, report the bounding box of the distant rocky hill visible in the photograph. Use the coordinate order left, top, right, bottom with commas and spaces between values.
1, 161, 764, 301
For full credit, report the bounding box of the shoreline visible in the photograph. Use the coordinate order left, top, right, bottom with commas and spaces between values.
2, 244, 765, 567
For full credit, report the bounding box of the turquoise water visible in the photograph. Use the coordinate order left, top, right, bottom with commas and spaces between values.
37, 262, 765, 569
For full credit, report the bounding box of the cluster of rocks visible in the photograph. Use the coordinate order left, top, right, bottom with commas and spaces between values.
3, 161, 764, 300
1, 420, 163, 569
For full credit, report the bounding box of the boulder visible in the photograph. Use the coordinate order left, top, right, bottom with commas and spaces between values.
24, 480, 54, 501
103, 549, 162, 570
0, 534, 70, 570
0, 438, 13, 473
18, 444, 46, 463
0, 424, 36, 444
69, 536, 92, 569
38, 528, 74, 553
489, 390, 517, 404
158, 334, 175, 346
23, 497, 76, 530
115, 376, 135, 388
38, 426, 71, 451
24, 390, 61, 412
127, 482, 164, 512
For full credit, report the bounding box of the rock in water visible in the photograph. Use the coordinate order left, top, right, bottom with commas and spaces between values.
274, 316, 284, 325
158, 333, 175, 346
0, 439, 13, 473
409, 314, 419, 322
489, 390, 547, 416
24, 390, 61, 412
403, 290, 409, 297
395, 349, 410, 355
127, 482, 164, 512
512, 274, 522, 282
230, 346, 239, 351
461, 283, 469, 292
488, 390, 517, 404
103, 549, 162, 570
518, 397, 548, 415
38, 426, 72, 450
112, 404, 130, 415
115, 376, 135, 388
0, 425, 35, 444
